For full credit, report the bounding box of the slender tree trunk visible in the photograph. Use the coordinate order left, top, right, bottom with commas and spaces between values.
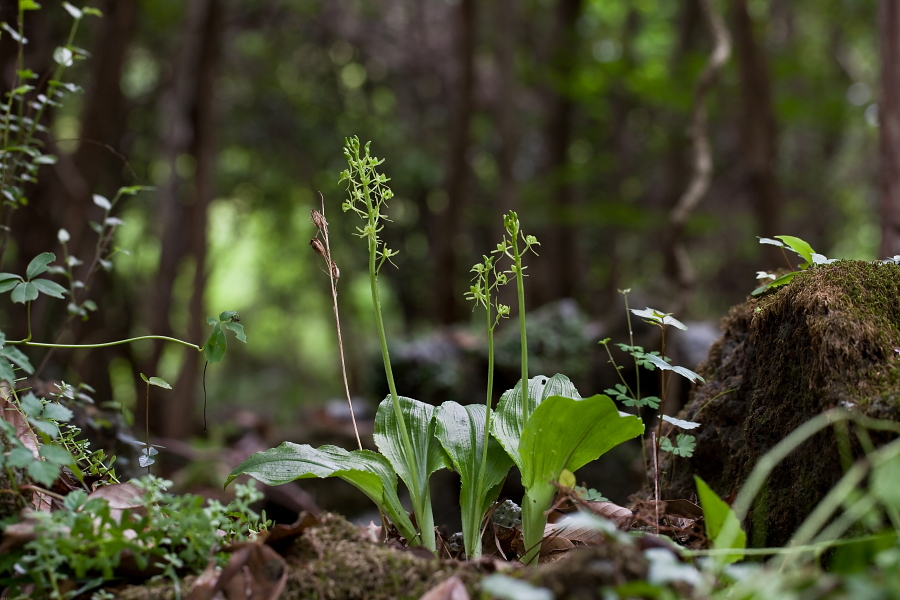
142, 0, 222, 439
879, 0, 900, 258
732, 0, 781, 239
432, 0, 475, 324
534, 0, 582, 307
493, 0, 519, 229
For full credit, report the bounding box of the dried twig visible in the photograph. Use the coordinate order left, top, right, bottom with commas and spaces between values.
311, 194, 362, 450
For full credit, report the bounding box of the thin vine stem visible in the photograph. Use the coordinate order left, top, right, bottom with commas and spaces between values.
9, 335, 202, 351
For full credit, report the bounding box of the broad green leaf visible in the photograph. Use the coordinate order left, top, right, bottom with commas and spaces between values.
0, 279, 18, 294
8, 447, 35, 468
434, 402, 514, 557
148, 376, 171, 389
751, 271, 797, 296
374, 396, 451, 508
518, 393, 643, 563
222, 321, 247, 343
492, 374, 580, 469
82, 7, 102, 16
225, 443, 417, 543
26, 252, 55, 279
203, 323, 227, 363
27, 460, 58, 487
775, 235, 815, 267
31, 278, 66, 299
39, 444, 73, 466
41, 402, 73, 422
0, 273, 20, 281
20, 392, 43, 417
219, 310, 239, 322
11, 281, 37, 303
19, 0, 41, 10
519, 394, 643, 495
0, 346, 34, 374
695, 475, 746, 564
0, 358, 16, 385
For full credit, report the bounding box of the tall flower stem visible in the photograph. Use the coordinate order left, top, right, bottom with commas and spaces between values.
345, 138, 432, 550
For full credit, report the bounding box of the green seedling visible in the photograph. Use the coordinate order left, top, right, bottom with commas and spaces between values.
138, 374, 171, 472
753, 235, 836, 295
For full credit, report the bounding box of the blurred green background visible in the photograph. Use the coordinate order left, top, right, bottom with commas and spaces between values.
0, 0, 882, 441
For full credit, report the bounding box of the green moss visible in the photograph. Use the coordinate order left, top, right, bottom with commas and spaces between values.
659, 261, 900, 546
281, 513, 479, 600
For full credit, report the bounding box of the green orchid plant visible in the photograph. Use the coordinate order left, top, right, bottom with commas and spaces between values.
226, 138, 643, 562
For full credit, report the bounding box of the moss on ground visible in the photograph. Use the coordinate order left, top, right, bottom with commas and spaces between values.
659, 260, 900, 546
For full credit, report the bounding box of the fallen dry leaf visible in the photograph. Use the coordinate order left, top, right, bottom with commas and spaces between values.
187, 543, 286, 600
419, 575, 470, 600
263, 511, 319, 553
0, 513, 41, 554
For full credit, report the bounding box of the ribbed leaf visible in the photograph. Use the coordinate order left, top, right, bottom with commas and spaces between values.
434, 402, 513, 557
518, 393, 643, 563
374, 396, 451, 499
491, 374, 580, 469
226, 442, 416, 542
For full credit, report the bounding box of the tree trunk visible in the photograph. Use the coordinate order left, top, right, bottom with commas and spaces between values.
141, 0, 222, 439
431, 0, 475, 324
732, 0, 781, 239
533, 0, 583, 307
493, 0, 519, 231
879, 0, 900, 258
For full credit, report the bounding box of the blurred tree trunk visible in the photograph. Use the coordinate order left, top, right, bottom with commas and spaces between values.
732, 0, 781, 239
878, 0, 900, 258
142, 0, 222, 439
493, 0, 519, 231
534, 0, 583, 307
432, 0, 474, 324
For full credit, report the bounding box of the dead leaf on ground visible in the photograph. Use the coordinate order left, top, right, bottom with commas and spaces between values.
0, 513, 42, 554
187, 543, 286, 600
263, 511, 319, 553
419, 575, 470, 600
88, 482, 146, 521
578, 501, 635, 529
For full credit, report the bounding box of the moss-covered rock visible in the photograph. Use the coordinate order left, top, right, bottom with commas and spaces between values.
659, 260, 900, 546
